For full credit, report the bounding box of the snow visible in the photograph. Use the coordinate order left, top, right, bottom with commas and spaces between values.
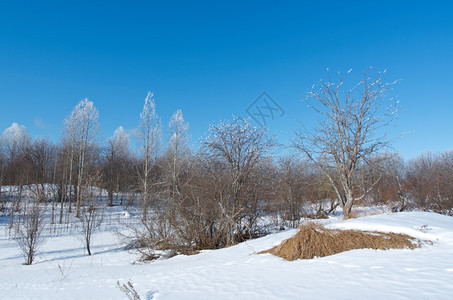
1, 211, 452, 299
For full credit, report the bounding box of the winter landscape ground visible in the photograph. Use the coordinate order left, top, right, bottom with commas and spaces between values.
1, 208, 452, 300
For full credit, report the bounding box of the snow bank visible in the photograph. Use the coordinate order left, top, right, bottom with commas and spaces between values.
0, 211, 452, 299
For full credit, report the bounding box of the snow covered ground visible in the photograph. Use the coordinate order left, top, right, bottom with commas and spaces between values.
1, 210, 452, 299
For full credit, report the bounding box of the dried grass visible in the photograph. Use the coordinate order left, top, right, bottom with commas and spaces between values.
261, 222, 420, 261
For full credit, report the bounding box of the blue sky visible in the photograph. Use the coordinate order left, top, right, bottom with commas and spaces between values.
0, 1, 452, 159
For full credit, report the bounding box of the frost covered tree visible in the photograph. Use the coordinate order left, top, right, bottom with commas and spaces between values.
293, 69, 398, 219
103, 126, 131, 206
202, 117, 276, 235
63, 99, 99, 217
2, 123, 31, 160
138, 92, 161, 220
165, 110, 190, 198
61, 121, 77, 214
2, 123, 31, 226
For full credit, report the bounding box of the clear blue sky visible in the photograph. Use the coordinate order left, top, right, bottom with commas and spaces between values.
0, 0, 452, 159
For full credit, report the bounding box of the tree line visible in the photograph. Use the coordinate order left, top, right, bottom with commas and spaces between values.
0, 69, 452, 258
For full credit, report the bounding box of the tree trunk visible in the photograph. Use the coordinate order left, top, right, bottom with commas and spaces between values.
342, 191, 354, 220
86, 239, 92, 255
108, 190, 114, 207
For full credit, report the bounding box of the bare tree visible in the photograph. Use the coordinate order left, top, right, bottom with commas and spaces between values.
60, 124, 77, 214
171, 155, 239, 250
361, 153, 405, 209
434, 151, 453, 215
15, 200, 46, 265
54, 144, 69, 224
2, 123, 31, 160
138, 92, 161, 221
126, 116, 276, 253
79, 172, 104, 255
21, 138, 58, 223
405, 151, 453, 215
64, 99, 99, 217
165, 109, 190, 199
293, 69, 398, 219
275, 156, 310, 226
22, 138, 56, 199
2, 123, 31, 228
103, 126, 131, 206
0, 136, 5, 200
202, 116, 276, 236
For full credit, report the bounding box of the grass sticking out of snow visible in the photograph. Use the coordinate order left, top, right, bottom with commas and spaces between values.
261, 222, 420, 260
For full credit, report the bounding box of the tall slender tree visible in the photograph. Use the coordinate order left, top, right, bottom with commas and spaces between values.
0, 136, 4, 199
103, 126, 131, 206
63, 99, 99, 217
166, 110, 190, 198
139, 92, 161, 221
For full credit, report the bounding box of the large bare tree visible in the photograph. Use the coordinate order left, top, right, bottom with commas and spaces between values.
293, 69, 398, 219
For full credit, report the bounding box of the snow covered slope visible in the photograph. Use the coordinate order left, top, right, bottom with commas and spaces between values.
1, 211, 452, 299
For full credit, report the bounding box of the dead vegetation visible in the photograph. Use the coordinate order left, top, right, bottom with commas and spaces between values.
261, 222, 420, 261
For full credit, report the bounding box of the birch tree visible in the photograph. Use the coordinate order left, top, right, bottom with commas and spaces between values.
293, 69, 398, 219
165, 110, 190, 198
63, 99, 99, 218
61, 120, 77, 214
103, 126, 130, 206
139, 92, 161, 220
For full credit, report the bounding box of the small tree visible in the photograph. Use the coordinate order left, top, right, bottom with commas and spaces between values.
80, 202, 103, 255
15, 201, 46, 265
79, 172, 104, 255
293, 69, 398, 219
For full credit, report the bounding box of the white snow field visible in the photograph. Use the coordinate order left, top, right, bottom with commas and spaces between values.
1, 211, 452, 299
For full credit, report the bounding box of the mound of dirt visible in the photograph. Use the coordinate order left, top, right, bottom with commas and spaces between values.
261, 223, 420, 261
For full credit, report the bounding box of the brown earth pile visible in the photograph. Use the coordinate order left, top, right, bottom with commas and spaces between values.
261, 223, 420, 261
